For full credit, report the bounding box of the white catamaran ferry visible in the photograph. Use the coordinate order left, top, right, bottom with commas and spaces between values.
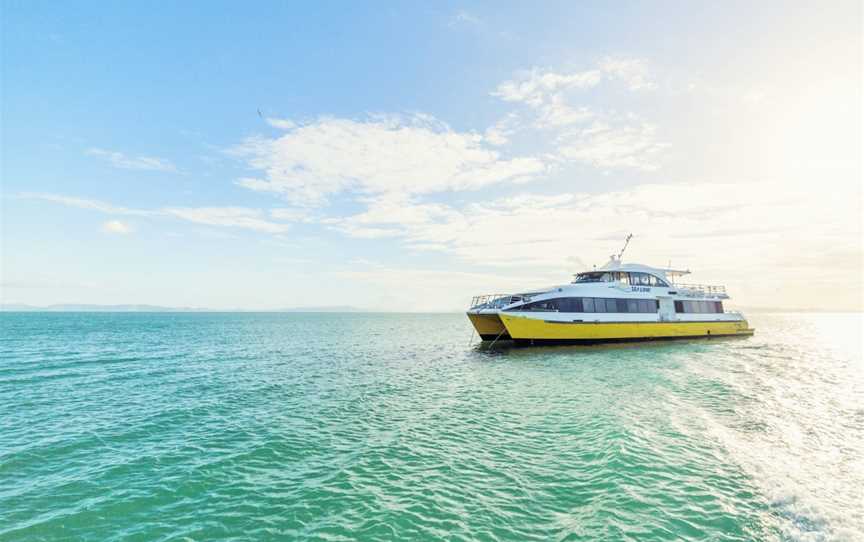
467, 237, 754, 345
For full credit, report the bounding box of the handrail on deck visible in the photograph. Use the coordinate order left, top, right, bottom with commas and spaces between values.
468, 294, 526, 310
672, 283, 728, 297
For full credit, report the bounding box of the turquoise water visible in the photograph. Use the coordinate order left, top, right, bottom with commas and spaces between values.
1, 312, 861, 541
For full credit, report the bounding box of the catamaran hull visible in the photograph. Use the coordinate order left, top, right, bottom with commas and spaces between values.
499, 314, 753, 344
467, 313, 511, 340
467, 312, 754, 344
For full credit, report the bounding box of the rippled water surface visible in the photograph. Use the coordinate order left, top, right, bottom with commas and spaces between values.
1, 312, 862, 541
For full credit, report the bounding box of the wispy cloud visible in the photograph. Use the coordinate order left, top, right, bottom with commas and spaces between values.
448, 10, 482, 28
230, 114, 546, 206
86, 147, 177, 172
598, 56, 656, 91
323, 181, 861, 286
492, 57, 666, 170
18, 193, 154, 216
493, 56, 656, 106
555, 119, 668, 171
493, 69, 603, 106
483, 113, 520, 145
22, 193, 292, 234
269, 208, 312, 222
163, 207, 291, 234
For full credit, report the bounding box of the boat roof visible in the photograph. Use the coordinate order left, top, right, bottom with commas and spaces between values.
590, 257, 691, 278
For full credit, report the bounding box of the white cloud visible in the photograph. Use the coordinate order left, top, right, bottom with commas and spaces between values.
230, 114, 547, 206
86, 148, 177, 172
329, 224, 403, 239
102, 220, 132, 234
18, 193, 154, 216
597, 56, 656, 91
265, 117, 295, 130
535, 99, 594, 128
22, 193, 293, 234
483, 114, 520, 145
492, 58, 666, 170
493, 56, 655, 108
556, 120, 668, 171
493, 68, 602, 106
327, 181, 862, 301
163, 207, 291, 233
324, 194, 462, 239
269, 208, 312, 221
335, 179, 859, 309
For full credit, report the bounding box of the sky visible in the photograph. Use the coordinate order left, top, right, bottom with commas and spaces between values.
1, 1, 862, 311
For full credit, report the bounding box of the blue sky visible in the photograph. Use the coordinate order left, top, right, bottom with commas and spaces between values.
2, 1, 862, 310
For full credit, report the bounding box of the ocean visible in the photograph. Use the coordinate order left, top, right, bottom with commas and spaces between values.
1, 312, 861, 541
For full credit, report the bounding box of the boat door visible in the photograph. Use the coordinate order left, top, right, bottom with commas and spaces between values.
657, 297, 676, 321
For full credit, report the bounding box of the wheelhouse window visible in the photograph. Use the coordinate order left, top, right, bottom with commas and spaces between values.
649, 275, 669, 287
630, 272, 649, 286
573, 271, 669, 287
573, 272, 609, 283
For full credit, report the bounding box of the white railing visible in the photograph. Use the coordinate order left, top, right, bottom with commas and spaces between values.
468, 294, 526, 310
673, 283, 728, 298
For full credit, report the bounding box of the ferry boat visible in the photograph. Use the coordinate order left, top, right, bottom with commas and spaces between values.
467, 237, 754, 345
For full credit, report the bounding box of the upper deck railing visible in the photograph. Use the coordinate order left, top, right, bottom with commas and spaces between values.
469, 294, 526, 310
470, 281, 729, 309
672, 283, 728, 298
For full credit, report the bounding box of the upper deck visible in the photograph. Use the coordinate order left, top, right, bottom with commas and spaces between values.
468, 260, 730, 310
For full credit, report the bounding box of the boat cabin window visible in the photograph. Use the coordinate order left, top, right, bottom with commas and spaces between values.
519, 300, 559, 312
675, 300, 724, 314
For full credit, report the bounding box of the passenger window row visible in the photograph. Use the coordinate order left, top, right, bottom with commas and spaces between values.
674, 300, 724, 314
508, 297, 659, 313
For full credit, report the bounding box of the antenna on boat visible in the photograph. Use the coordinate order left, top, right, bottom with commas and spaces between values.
616, 234, 633, 261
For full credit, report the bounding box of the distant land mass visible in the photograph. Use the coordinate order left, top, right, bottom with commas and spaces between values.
1, 304, 846, 313
0, 304, 366, 313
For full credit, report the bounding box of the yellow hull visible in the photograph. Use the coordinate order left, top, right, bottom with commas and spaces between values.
499, 314, 754, 343
467, 313, 509, 340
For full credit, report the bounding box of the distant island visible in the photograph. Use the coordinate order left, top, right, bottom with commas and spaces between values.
0, 304, 366, 313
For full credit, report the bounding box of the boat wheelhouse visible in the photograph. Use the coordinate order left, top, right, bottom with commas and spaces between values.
467, 244, 754, 345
